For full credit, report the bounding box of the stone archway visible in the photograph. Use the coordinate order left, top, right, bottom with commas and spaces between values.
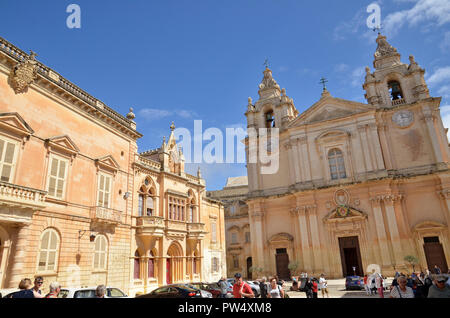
268, 233, 294, 279
167, 242, 183, 284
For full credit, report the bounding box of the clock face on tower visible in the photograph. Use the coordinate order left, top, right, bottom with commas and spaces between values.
392, 110, 414, 128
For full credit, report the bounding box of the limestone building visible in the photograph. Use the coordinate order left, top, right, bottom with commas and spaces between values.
0, 36, 225, 296
207, 177, 250, 278
243, 34, 450, 279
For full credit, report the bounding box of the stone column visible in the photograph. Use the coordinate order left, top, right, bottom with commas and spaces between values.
368, 123, 385, 171
298, 137, 312, 182
297, 207, 312, 272
291, 140, 301, 183
383, 195, 404, 266
376, 123, 394, 170
423, 114, 444, 163
249, 203, 265, 271
307, 205, 323, 273
369, 197, 391, 267
358, 125, 373, 172
8, 225, 30, 288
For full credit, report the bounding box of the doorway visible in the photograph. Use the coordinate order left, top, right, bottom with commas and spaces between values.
339, 236, 363, 277
166, 259, 171, 284
423, 237, 448, 273
275, 248, 291, 280
246, 257, 252, 280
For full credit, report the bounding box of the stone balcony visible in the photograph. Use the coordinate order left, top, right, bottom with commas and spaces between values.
0, 181, 47, 224
187, 222, 206, 239
90, 206, 122, 225
136, 216, 165, 237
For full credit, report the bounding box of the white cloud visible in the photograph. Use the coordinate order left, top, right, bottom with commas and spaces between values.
426, 66, 450, 86
441, 31, 450, 52
438, 85, 450, 98
351, 66, 366, 87
334, 63, 350, 73
138, 108, 198, 120
384, 0, 450, 37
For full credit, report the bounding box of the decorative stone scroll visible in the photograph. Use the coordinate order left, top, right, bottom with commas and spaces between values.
10, 50, 38, 94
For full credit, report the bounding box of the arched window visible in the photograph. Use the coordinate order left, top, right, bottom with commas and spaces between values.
388, 81, 404, 100
134, 250, 140, 280
93, 235, 108, 271
37, 229, 60, 272
148, 251, 155, 278
328, 148, 347, 180
138, 194, 144, 216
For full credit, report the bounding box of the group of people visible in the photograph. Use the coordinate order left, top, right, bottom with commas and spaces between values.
388, 270, 450, 298
289, 274, 329, 298
1, 277, 107, 298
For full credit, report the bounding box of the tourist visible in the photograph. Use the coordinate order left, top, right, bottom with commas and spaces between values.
218, 277, 228, 298
311, 277, 318, 298
304, 278, 313, 298
267, 277, 284, 298
390, 276, 414, 298
427, 275, 450, 298
375, 273, 384, 298
32, 276, 44, 295
45, 282, 61, 298
232, 273, 254, 298
433, 265, 441, 275
363, 274, 371, 296
13, 278, 43, 298
290, 280, 299, 291
319, 274, 329, 298
96, 285, 106, 298
367, 272, 376, 295
259, 277, 268, 298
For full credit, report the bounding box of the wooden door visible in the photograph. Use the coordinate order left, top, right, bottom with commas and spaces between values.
338, 236, 363, 277
424, 238, 448, 273
275, 249, 291, 280
246, 257, 252, 280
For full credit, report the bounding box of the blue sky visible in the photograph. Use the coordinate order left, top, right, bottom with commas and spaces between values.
1, 0, 449, 190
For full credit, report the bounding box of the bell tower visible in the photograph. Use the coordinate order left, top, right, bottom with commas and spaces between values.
245, 67, 298, 132
363, 34, 430, 108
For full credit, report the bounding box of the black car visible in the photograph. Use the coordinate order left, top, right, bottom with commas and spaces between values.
135, 284, 202, 298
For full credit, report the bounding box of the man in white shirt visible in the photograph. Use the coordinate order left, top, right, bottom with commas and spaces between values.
319, 274, 328, 298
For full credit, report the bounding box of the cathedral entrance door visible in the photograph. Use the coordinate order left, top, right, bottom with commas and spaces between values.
423, 237, 448, 273
275, 248, 291, 280
339, 237, 363, 277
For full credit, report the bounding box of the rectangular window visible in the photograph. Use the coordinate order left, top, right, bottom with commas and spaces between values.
233, 256, 239, 269
0, 137, 18, 183
47, 156, 68, 199
146, 197, 153, 216
97, 173, 111, 208
245, 232, 250, 243
211, 222, 217, 243
231, 232, 237, 244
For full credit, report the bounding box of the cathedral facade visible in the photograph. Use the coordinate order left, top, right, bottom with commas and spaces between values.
243, 34, 450, 279
0, 36, 225, 296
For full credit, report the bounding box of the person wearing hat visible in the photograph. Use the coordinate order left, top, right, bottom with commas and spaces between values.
232, 273, 254, 298
427, 274, 450, 298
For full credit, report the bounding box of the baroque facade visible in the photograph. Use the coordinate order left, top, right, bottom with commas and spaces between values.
0, 36, 225, 296
241, 34, 450, 279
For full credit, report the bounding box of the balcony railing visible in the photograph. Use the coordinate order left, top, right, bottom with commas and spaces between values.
391, 98, 406, 106
136, 216, 165, 236
90, 206, 122, 224
165, 219, 187, 232
187, 222, 206, 239
0, 181, 47, 209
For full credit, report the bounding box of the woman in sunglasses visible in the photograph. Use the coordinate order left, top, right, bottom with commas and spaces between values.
390, 276, 414, 298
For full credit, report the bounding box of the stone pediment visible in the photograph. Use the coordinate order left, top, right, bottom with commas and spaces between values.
45, 135, 80, 156
95, 155, 120, 173
288, 96, 374, 127
0, 112, 34, 137
324, 206, 367, 223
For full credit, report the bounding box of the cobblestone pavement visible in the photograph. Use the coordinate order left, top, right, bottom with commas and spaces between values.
284, 278, 393, 298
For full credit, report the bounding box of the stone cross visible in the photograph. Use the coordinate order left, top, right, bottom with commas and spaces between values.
319, 77, 328, 91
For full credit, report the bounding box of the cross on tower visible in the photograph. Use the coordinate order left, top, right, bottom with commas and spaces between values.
373, 24, 383, 33
263, 58, 270, 69
319, 77, 328, 91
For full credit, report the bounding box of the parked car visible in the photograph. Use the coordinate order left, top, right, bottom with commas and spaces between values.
246, 281, 261, 297
135, 284, 202, 298
184, 283, 213, 298
345, 276, 364, 290
58, 286, 128, 298
189, 282, 221, 298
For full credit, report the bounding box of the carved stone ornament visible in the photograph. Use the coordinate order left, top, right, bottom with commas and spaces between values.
375, 34, 397, 57
392, 110, 414, 128
258, 68, 280, 91
334, 188, 349, 206
10, 51, 38, 94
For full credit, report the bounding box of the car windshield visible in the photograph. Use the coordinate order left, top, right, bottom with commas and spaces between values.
74, 290, 96, 298
108, 288, 126, 297
58, 290, 70, 298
